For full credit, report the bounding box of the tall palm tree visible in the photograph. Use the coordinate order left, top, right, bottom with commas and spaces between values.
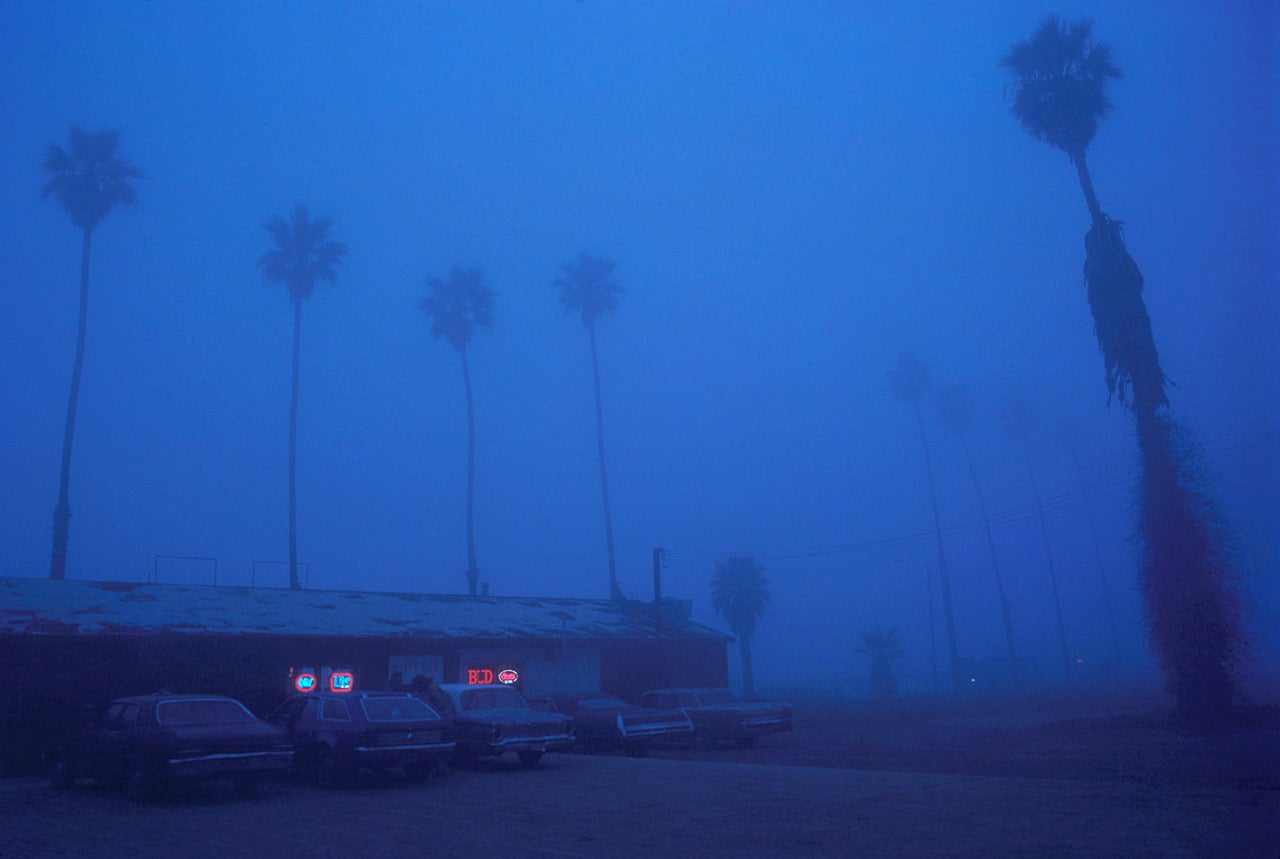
934, 383, 1020, 689
855, 627, 906, 700
421, 266, 494, 597
888, 352, 960, 693
42, 127, 141, 580
553, 252, 624, 602
1002, 395, 1071, 685
257, 205, 346, 590
1004, 17, 1240, 728
711, 554, 771, 699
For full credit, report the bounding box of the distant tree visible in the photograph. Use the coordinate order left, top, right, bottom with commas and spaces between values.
421, 266, 495, 596
855, 628, 906, 700
887, 352, 957, 694
711, 554, 771, 699
1001, 394, 1071, 684
934, 383, 1021, 689
553, 252, 624, 601
1004, 16, 1240, 728
42, 127, 141, 580
258, 205, 346, 590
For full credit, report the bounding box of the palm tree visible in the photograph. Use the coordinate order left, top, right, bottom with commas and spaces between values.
888, 352, 960, 693
710, 554, 771, 699
1004, 17, 1240, 728
421, 266, 495, 596
855, 628, 906, 700
42, 127, 141, 580
553, 252, 624, 601
1001, 395, 1071, 685
934, 383, 1020, 689
257, 205, 346, 590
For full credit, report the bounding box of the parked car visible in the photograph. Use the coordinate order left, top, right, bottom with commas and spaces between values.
266, 691, 454, 787
48, 693, 292, 801
638, 687, 793, 748
435, 683, 573, 767
532, 692, 694, 757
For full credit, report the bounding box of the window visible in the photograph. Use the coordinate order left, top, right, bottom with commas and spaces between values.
321, 698, 351, 721
361, 696, 437, 722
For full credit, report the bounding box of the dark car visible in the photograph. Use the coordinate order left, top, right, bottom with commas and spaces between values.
638, 687, 793, 748
266, 691, 454, 787
48, 693, 292, 801
435, 683, 573, 767
534, 692, 694, 757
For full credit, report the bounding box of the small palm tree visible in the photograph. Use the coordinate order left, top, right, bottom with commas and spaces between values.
42, 127, 141, 580
888, 352, 958, 694
258, 205, 346, 590
711, 554, 771, 699
553, 252, 624, 601
421, 267, 495, 596
855, 628, 906, 700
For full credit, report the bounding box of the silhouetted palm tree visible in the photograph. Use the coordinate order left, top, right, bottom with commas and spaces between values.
258, 205, 346, 590
711, 554, 771, 699
421, 266, 494, 596
554, 252, 624, 601
1004, 17, 1240, 727
934, 383, 1020, 688
42, 127, 141, 580
1002, 395, 1071, 685
855, 628, 906, 700
888, 352, 959, 693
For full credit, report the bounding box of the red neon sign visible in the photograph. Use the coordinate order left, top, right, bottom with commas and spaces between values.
295, 673, 317, 693
497, 668, 519, 685
467, 668, 495, 685
329, 672, 354, 693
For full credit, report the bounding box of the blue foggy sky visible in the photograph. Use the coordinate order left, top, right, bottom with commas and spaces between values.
1, 1, 1276, 694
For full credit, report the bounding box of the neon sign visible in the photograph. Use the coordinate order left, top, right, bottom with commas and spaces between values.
467, 668, 495, 685
497, 668, 519, 685
328, 671, 354, 693
295, 673, 317, 693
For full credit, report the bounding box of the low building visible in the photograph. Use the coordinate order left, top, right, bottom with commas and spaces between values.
0, 576, 729, 773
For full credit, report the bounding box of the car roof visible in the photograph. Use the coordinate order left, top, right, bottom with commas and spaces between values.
641, 687, 728, 696
438, 683, 520, 693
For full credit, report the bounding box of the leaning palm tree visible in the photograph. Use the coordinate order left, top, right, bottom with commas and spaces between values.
553, 252, 624, 602
258, 205, 346, 590
934, 383, 1021, 689
710, 554, 771, 699
42, 127, 141, 580
421, 266, 495, 597
1004, 16, 1240, 728
855, 628, 906, 700
887, 352, 959, 694
1001, 394, 1071, 685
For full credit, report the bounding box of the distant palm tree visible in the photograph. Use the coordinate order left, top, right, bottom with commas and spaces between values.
554, 252, 624, 601
421, 266, 495, 596
1004, 17, 1240, 728
934, 383, 1020, 689
855, 628, 906, 700
258, 205, 346, 590
888, 352, 959, 694
42, 127, 141, 580
1002, 395, 1071, 685
711, 554, 771, 699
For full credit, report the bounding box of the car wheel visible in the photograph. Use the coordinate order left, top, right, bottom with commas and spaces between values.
517, 750, 543, 767
623, 743, 648, 758
314, 748, 349, 789
48, 750, 74, 790
735, 737, 756, 749
232, 775, 259, 798
125, 763, 154, 803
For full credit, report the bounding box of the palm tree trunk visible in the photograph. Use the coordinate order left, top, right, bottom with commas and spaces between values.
588, 325, 621, 601
461, 348, 479, 596
914, 402, 960, 693
1022, 443, 1071, 684
961, 438, 1020, 688
50, 228, 93, 580
740, 635, 754, 699
288, 297, 302, 590
1073, 151, 1103, 224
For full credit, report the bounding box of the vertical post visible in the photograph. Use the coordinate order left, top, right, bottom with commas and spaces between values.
652, 548, 664, 631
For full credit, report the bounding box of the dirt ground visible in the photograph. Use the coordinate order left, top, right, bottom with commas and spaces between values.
2, 691, 1277, 857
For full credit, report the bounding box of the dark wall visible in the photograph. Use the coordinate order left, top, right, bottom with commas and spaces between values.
601, 637, 729, 701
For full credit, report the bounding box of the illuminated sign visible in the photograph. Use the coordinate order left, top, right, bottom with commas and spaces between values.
328, 671, 355, 693
467, 668, 495, 685
295, 673, 317, 693
466, 667, 519, 685
497, 668, 519, 685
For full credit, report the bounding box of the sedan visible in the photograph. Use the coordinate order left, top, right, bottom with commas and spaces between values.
436, 683, 573, 767
535, 693, 694, 757
48, 693, 292, 801
638, 687, 793, 748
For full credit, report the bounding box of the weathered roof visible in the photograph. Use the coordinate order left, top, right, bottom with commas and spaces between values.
0, 576, 728, 642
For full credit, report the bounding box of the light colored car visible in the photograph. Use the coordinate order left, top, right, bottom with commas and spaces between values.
638, 687, 793, 748
435, 683, 573, 767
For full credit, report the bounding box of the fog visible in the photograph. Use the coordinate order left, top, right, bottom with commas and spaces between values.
1, 2, 1275, 697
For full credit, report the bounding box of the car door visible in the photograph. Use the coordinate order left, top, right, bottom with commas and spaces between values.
93, 702, 142, 779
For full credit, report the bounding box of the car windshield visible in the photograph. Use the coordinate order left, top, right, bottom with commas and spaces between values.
156, 698, 256, 725
361, 696, 439, 722
460, 687, 527, 711
696, 690, 739, 705
578, 697, 627, 710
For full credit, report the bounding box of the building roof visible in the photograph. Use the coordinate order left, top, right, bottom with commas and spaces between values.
0, 576, 727, 642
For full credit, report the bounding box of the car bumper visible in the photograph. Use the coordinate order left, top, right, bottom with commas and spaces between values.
166, 749, 294, 779
349, 741, 455, 769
